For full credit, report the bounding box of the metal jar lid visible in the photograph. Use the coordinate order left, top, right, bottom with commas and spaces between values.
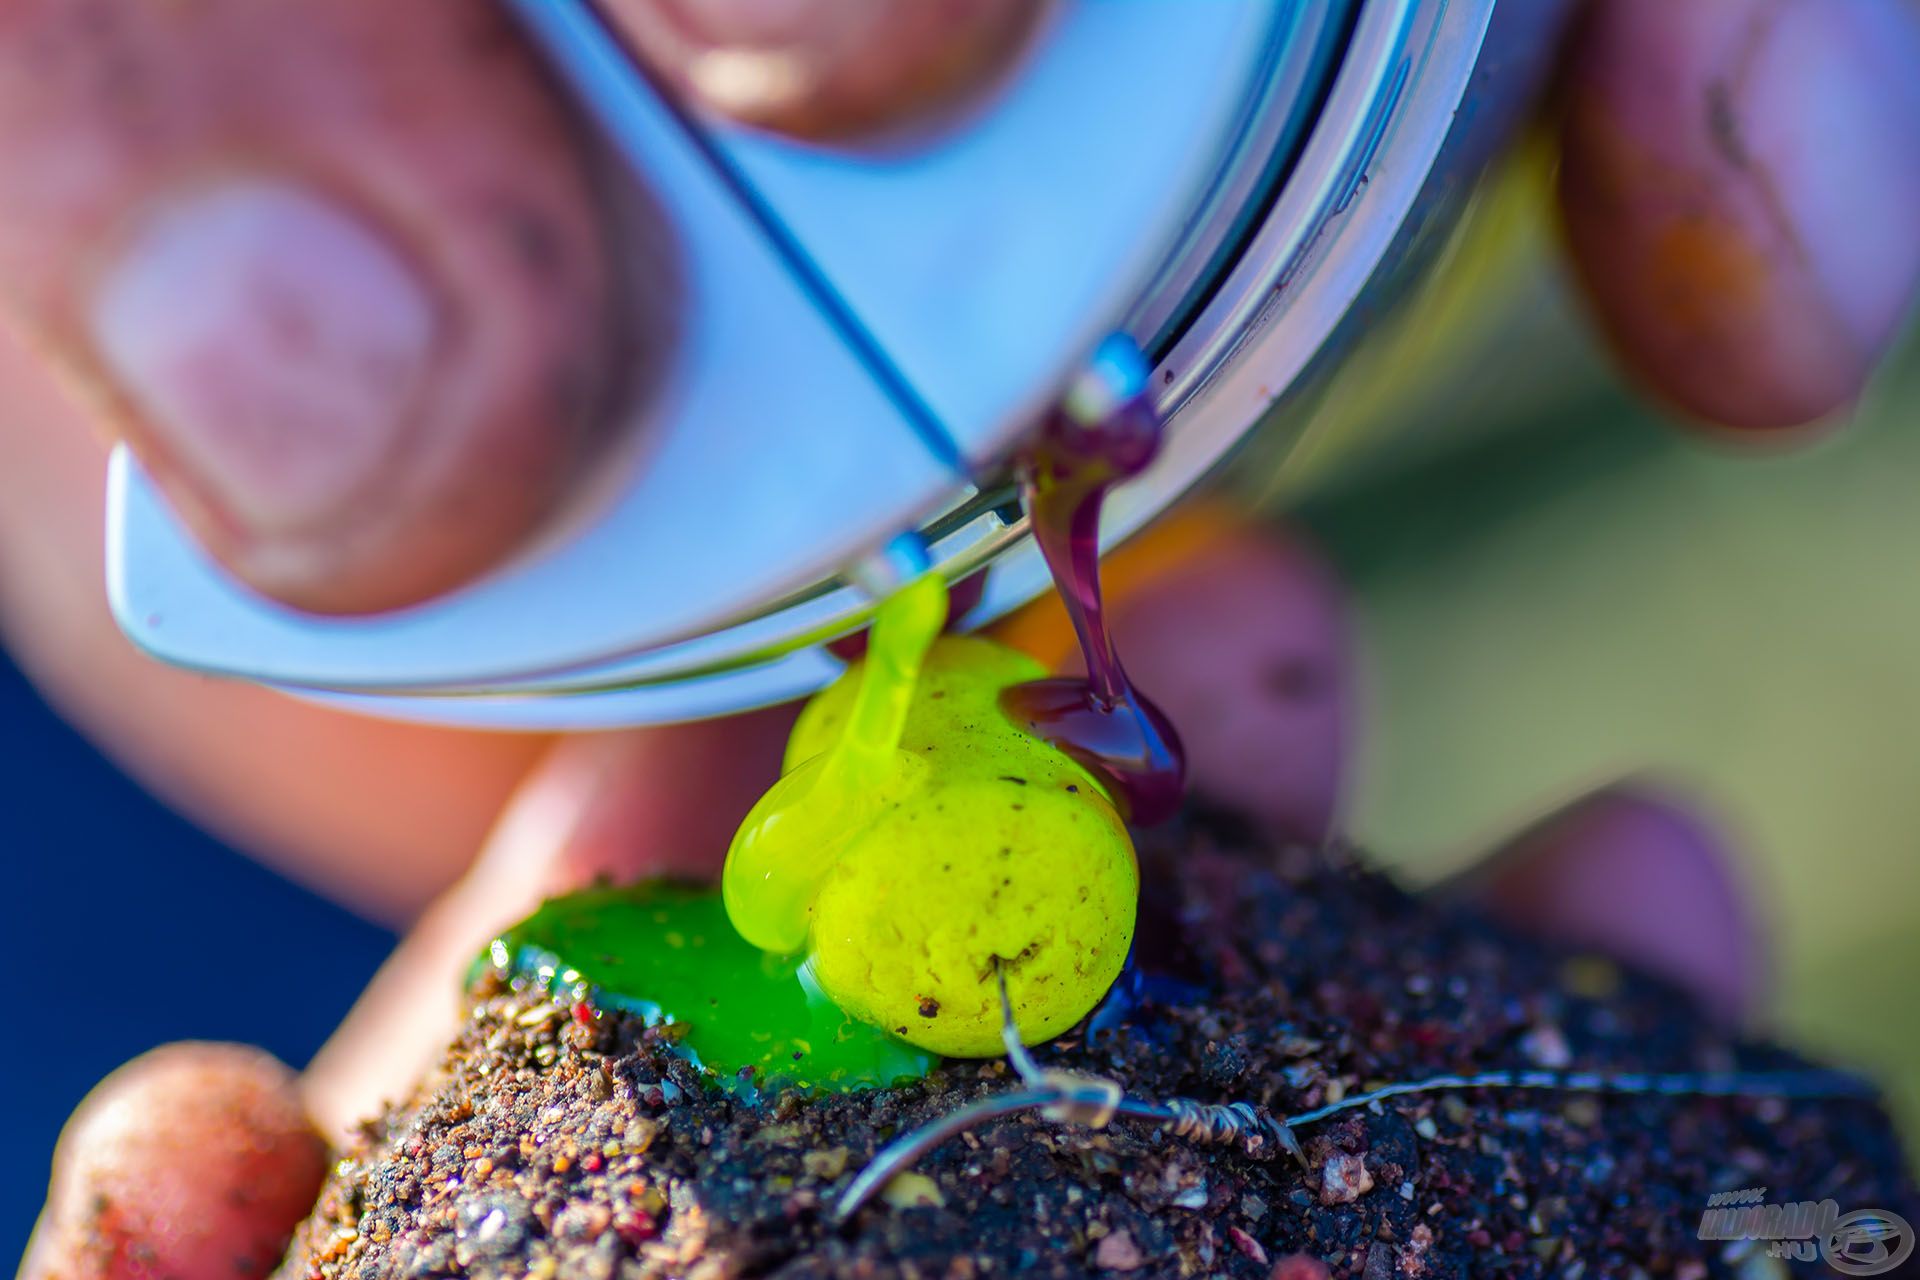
106, 0, 1509, 728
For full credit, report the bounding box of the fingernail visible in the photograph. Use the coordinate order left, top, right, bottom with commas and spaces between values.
91, 179, 436, 542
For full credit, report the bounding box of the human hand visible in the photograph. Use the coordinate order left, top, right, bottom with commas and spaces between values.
7, 1, 1911, 1276
0, 0, 1913, 910
0, 0, 1909, 623
19, 504, 1766, 1280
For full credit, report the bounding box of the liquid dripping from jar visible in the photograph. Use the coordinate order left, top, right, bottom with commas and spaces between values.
1000, 338, 1187, 826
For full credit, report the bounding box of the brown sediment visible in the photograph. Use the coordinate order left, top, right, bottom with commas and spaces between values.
280, 811, 1914, 1279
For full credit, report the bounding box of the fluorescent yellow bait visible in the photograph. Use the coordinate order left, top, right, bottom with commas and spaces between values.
724, 573, 948, 956
723, 578, 1137, 1057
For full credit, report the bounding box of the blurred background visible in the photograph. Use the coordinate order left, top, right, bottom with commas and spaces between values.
4, 140, 1917, 1266
1274, 146, 1920, 1150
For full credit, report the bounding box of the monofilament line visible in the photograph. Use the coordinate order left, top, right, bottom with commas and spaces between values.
834, 973, 1878, 1222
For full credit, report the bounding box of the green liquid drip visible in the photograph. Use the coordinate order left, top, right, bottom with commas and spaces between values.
724, 573, 949, 955
483, 882, 934, 1095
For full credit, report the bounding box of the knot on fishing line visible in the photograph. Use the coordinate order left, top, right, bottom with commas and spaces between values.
1036, 1071, 1121, 1128
1155, 1099, 1309, 1168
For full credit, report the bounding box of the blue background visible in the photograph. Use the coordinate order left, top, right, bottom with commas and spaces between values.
0, 653, 394, 1270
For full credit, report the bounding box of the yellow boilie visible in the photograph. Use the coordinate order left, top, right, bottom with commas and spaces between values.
723, 580, 1137, 1058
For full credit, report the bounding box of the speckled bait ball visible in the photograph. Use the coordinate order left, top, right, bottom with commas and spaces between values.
806, 771, 1136, 1057
729, 623, 1138, 1058
798, 637, 1136, 1057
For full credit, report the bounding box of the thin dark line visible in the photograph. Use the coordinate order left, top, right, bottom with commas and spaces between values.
567, 2, 968, 475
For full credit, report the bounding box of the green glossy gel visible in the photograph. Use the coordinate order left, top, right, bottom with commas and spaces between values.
483, 882, 933, 1095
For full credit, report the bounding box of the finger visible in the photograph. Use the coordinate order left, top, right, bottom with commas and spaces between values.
23, 1043, 326, 1280
1450, 784, 1765, 1027
605, 0, 1047, 140
301, 709, 795, 1136
0, 0, 660, 615
998, 504, 1352, 841
1558, 0, 1920, 432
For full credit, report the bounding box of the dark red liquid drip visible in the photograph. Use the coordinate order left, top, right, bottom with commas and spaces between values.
1000, 391, 1187, 825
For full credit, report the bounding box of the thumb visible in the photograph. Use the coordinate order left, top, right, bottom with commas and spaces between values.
0, 0, 651, 615
301, 707, 794, 1137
